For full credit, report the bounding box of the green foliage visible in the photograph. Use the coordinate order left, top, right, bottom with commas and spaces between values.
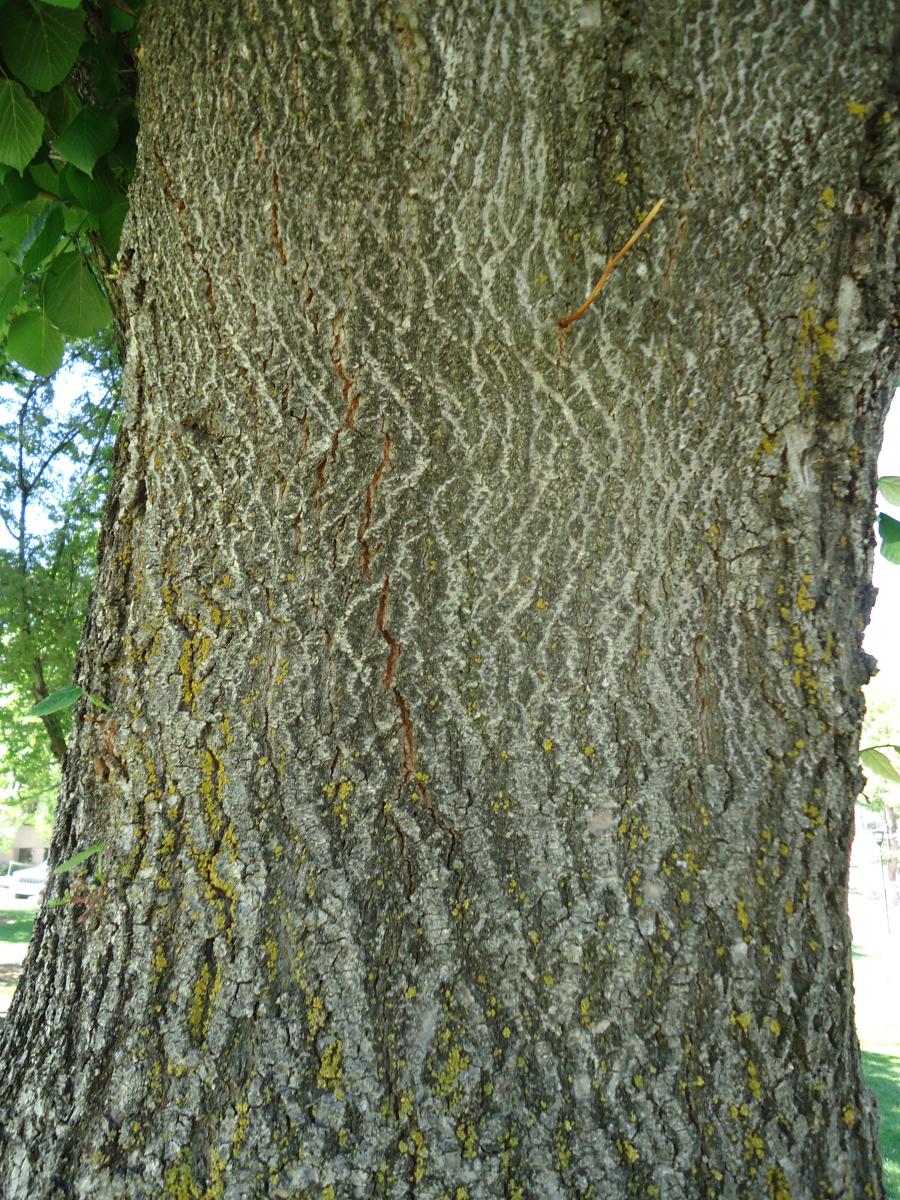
48, 839, 108, 923
7, 311, 64, 373
860, 690, 900, 813
878, 478, 900, 565
43, 250, 109, 335
53, 839, 104, 876
0, 0, 142, 374
861, 747, 900, 785
0, 80, 44, 172
25, 682, 83, 715
53, 105, 117, 177
1, 3, 84, 93
0, 335, 117, 820
880, 511, 900, 566
0, 688, 60, 820
23, 682, 109, 715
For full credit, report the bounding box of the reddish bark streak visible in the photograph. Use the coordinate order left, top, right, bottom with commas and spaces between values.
376, 574, 401, 691
692, 634, 708, 758
311, 317, 364, 513
393, 686, 418, 781
330, 323, 360, 429
373, 574, 427, 800
271, 201, 288, 265
357, 429, 392, 576
312, 456, 328, 510
271, 170, 288, 265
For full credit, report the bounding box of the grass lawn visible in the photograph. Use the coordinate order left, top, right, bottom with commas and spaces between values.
854, 938, 900, 1198
0, 908, 36, 944
0, 907, 35, 1016
863, 1051, 900, 1200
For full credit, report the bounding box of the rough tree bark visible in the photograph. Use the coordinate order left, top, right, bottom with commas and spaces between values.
0, 2, 897, 1197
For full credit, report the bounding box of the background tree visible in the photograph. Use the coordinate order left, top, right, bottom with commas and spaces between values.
0, 3, 898, 1198
0, 0, 130, 840
0, 338, 117, 831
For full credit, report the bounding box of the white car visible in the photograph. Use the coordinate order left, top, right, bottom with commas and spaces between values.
2, 861, 49, 900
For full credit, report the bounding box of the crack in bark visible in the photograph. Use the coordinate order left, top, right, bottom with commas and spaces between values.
310, 313, 364, 513
691, 633, 708, 761
357, 424, 392, 577
270, 169, 288, 266
375, 573, 402, 693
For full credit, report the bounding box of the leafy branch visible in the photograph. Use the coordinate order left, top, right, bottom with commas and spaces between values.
0, 0, 143, 374
47, 840, 108, 925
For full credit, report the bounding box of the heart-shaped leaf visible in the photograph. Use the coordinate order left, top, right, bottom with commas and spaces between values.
42, 250, 111, 337
0, 80, 44, 172
7, 310, 65, 374
53, 106, 118, 177
59, 161, 120, 213
0, 1, 84, 92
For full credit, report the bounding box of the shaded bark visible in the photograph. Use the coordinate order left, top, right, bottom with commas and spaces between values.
1, 2, 897, 1197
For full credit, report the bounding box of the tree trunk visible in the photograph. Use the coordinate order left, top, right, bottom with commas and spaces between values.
1, 2, 896, 1196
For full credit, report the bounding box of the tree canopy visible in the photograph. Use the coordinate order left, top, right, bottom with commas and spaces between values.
0, 0, 132, 834
0, 0, 140, 374
0, 333, 117, 832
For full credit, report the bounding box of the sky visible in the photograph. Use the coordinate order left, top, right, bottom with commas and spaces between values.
0, 359, 94, 549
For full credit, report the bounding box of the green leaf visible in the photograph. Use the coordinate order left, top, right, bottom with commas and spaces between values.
97, 198, 127, 257
21, 202, 64, 271
861, 747, 900, 785
54, 841, 107, 876
0, 207, 33, 256
27, 159, 59, 196
0, 80, 44, 172
0, 254, 23, 317
24, 683, 83, 716
6, 310, 65, 374
3, 166, 39, 203
107, 8, 135, 32
38, 0, 84, 9
60, 203, 89, 232
42, 251, 110, 336
40, 83, 81, 138
53, 106, 118, 177
878, 476, 900, 506
59, 161, 120, 213
0, 1, 84, 92
879, 512, 900, 565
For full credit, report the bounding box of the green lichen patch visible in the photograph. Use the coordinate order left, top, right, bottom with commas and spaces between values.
317, 1040, 345, 1098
